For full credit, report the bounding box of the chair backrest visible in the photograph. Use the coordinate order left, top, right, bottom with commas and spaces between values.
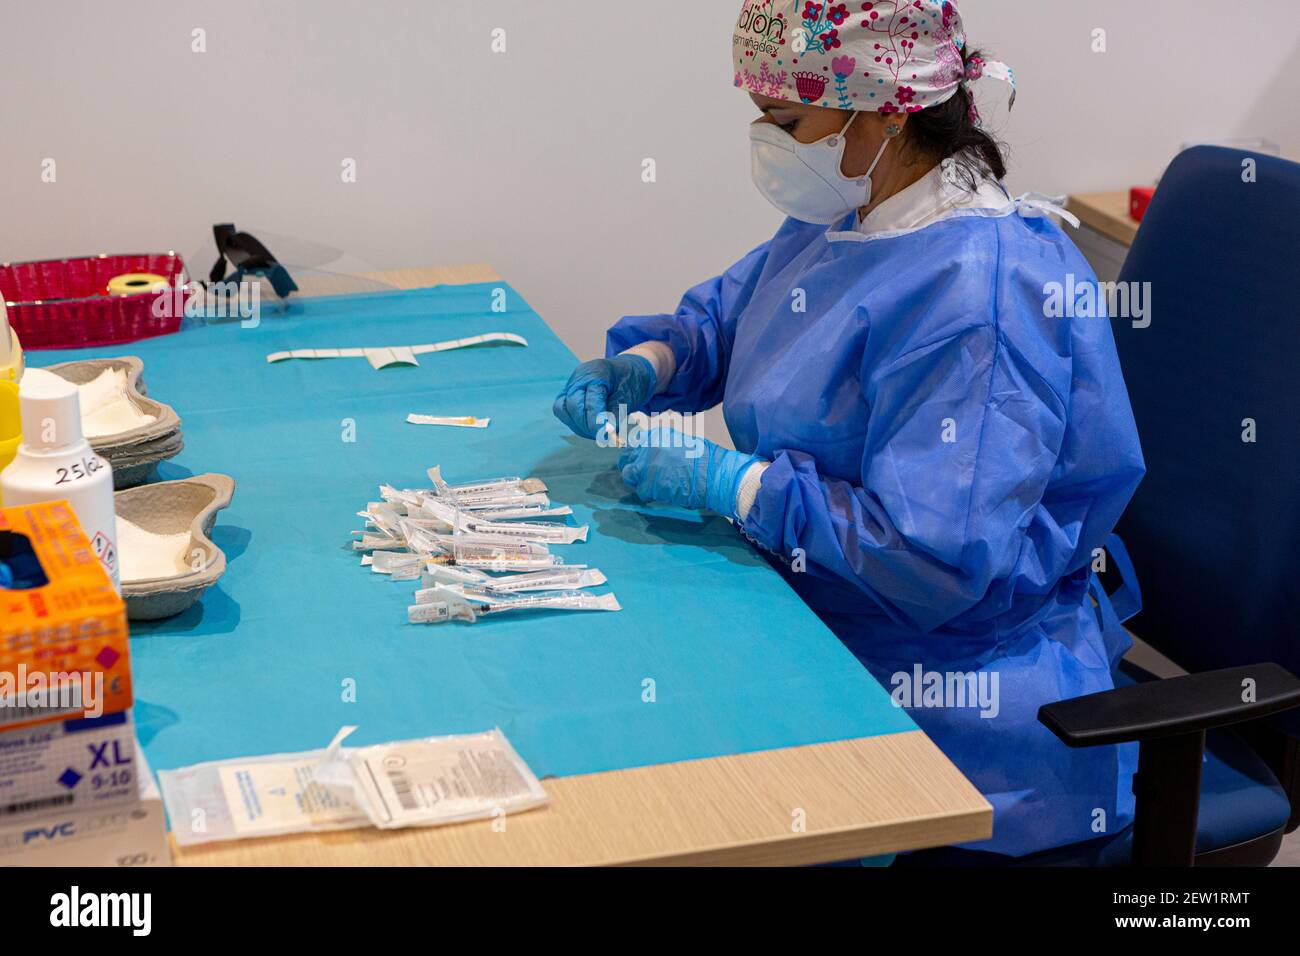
1112, 146, 1300, 678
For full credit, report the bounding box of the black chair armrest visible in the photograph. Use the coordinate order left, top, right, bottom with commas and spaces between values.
1039, 663, 1300, 747
1037, 663, 1300, 866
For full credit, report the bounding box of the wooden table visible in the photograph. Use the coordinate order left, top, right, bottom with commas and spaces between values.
1065, 192, 1140, 283
1067, 191, 1139, 246
172, 263, 991, 867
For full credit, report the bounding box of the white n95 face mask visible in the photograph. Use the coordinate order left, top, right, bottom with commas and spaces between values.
749, 113, 892, 225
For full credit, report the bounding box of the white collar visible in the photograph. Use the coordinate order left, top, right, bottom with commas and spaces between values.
849, 159, 1010, 237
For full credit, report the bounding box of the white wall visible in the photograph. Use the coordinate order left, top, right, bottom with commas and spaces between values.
3, 0, 1297, 373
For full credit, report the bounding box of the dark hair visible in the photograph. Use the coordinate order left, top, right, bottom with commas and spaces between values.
903, 47, 1008, 191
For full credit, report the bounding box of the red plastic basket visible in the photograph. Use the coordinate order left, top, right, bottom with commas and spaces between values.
0, 252, 189, 350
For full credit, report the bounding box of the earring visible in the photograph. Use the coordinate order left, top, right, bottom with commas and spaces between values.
885, 123, 902, 137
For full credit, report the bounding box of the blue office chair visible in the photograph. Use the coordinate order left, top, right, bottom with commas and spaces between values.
899, 146, 1300, 867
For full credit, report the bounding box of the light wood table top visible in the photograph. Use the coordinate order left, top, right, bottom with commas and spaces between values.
171, 263, 992, 866
1067, 191, 1140, 246
175, 733, 990, 866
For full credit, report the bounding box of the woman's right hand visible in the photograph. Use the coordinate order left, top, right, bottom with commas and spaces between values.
553, 354, 657, 439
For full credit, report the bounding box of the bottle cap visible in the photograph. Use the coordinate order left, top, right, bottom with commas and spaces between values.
17, 368, 84, 451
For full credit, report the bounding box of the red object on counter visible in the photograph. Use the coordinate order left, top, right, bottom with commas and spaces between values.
1129, 186, 1156, 222
0, 252, 188, 350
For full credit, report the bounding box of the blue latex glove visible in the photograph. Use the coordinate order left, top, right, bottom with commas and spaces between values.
553, 354, 658, 440
618, 425, 760, 518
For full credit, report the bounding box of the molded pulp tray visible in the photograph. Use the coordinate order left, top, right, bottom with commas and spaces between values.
115, 473, 235, 621
43, 356, 183, 488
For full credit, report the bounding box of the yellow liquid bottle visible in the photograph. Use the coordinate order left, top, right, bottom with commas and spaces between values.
0, 298, 24, 384
0, 300, 22, 470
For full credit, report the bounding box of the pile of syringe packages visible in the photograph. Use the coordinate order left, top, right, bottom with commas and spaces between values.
353, 467, 620, 625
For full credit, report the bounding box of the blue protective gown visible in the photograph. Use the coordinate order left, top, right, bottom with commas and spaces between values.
606, 204, 1146, 858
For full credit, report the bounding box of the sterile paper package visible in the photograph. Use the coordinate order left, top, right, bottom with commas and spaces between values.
0, 740, 170, 867
349, 730, 548, 829
158, 730, 368, 846
159, 727, 548, 846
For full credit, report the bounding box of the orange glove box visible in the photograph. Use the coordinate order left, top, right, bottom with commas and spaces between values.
0, 500, 131, 732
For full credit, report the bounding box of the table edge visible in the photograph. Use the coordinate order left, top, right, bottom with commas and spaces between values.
171, 731, 992, 867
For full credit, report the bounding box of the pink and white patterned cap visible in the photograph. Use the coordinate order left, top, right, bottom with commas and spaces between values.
733, 1, 1014, 115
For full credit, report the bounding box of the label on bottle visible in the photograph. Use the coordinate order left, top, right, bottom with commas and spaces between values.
89, 529, 119, 578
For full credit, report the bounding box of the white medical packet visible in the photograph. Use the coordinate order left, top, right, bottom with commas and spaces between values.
159, 727, 548, 845
160, 727, 369, 846
350, 730, 548, 829
215, 759, 369, 837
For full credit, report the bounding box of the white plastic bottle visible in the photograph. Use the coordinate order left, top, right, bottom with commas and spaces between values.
1, 368, 120, 590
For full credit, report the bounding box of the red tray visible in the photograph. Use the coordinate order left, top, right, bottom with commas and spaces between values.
0, 252, 189, 350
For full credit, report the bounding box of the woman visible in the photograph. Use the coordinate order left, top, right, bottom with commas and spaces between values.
554, 0, 1145, 859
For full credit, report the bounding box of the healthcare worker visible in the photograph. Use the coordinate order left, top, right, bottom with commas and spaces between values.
554, 0, 1145, 859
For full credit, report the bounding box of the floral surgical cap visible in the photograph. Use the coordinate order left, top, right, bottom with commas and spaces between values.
733, 1, 1014, 115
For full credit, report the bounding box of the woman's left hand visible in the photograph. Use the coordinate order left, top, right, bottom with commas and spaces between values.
617, 424, 760, 517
